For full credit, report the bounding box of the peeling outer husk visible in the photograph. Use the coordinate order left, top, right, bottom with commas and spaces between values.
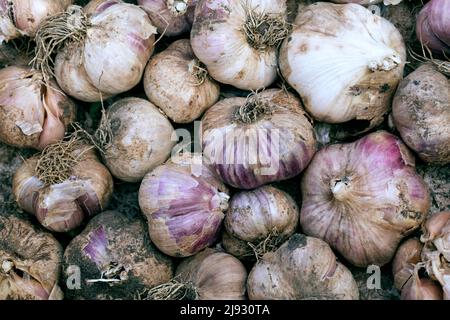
139, 153, 229, 257
420, 212, 450, 295
146, 248, 247, 300
392, 63, 450, 165
300, 131, 431, 267
191, 0, 289, 90
12, 142, 114, 233
247, 234, 360, 300
138, 0, 198, 37
416, 0, 450, 55
280, 3, 405, 133
0, 66, 76, 150
0, 215, 63, 300
0, 0, 73, 43
401, 264, 443, 300
97, 97, 176, 183
202, 89, 317, 189
143, 39, 220, 123
35, 2, 157, 102
63, 211, 174, 300
222, 185, 299, 260
392, 238, 423, 290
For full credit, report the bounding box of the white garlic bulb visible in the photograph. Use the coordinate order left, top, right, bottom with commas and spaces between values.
280, 3, 406, 131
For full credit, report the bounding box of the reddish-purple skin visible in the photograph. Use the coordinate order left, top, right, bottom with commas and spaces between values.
148, 170, 224, 254
416, 2, 450, 53
429, 0, 450, 45
32, 184, 101, 233
140, 160, 228, 256
83, 226, 110, 267
206, 128, 315, 190
92, 0, 120, 15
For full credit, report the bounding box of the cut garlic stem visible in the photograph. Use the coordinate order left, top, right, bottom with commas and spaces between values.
1, 260, 13, 273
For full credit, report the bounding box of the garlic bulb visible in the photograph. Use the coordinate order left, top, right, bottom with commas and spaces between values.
392, 63, 450, 165
0, 215, 63, 300
280, 3, 406, 131
300, 131, 430, 267
63, 211, 174, 300
147, 248, 247, 300
247, 234, 360, 300
138, 0, 197, 37
139, 153, 229, 257
416, 0, 450, 55
392, 238, 423, 290
191, 0, 289, 90
143, 39, 220, 123
13, 143, 114, 233
34, 2, 157, 102
0, 66, 76, 150
0, 0, 73, 43
420, 212, 450, 299
401, 265, 443, 300
98, 97, 176, 183
202, 89, 316, 189
222, 185, 299, 260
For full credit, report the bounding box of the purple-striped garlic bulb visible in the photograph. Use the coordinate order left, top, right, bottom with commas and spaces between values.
202, 89, 316, 189
222, 185, 299, 260
300, 131, 431, 267
401, 264, 443, 300
63, 211, 174, 300
12, 143, 114, 233
0, 0, 73, 43
247, 234, 360, 300
0, 66, 76, 150
34, 1, 157, 102
0, 215, 63, 300
139, 153, 229, 257
416, 0, 450, 55
138, 0, 197, 37
191, 0, 289, 90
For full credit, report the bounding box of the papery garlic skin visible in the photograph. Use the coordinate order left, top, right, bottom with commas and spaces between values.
202, 89, 316, 189
0, 0, 73, 43
401, 267, 443, 300
247, 234, 360, 300
420, 212, 450, 295
191, 0, 287, 90
176, 248, 247, 300
12, 147, 114, 233
416, 0, 450, 54
144, 39, 220, 123
102, 98, 176, 183
392, 238, 423, 290
392, 64, 450, 165
138, 0, 197, 36
300, 131, 430, 267
280, 3, 405, 130
53, 2, 157, 102
0, 66, 76, 150
223, 185, 299, 259
63, 211, 174, 300
139, 154, 229, 257
0, 215, 63, 300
